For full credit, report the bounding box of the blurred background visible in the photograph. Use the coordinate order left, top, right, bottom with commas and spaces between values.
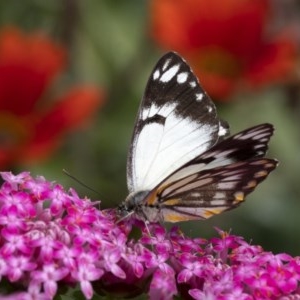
0, 0, 299, 256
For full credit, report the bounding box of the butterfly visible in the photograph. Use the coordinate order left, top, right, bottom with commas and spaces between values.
118, 52, 278, 223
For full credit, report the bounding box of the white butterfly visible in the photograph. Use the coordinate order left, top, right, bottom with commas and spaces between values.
118, 52, 277, 223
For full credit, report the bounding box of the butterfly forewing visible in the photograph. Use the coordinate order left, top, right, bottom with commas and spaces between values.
127, 52, 229, 193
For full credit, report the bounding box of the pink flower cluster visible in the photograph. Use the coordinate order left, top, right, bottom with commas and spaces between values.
0, 172, 299, 299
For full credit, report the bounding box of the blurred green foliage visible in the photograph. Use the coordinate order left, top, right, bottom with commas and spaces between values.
0, 0, 299, 258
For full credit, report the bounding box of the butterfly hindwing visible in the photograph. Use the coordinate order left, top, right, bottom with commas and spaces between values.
127, 52, 229, 193
162, 123, 275, 185
142, 124, 277, 222
157, 158, 277, 222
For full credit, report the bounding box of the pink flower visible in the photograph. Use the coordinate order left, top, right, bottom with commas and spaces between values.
0, 171, 300, 299
32, 264, 69, 298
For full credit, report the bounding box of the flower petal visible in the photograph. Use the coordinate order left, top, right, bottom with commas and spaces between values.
0, 27, 66, 115
20, 86, 104, 161
246, 36, 297, 86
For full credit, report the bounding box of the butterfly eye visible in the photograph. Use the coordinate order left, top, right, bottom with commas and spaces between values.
117, 203, 127, 213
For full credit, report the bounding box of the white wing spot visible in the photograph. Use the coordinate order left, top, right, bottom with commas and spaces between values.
212, 199, 227, 206
153, 69, 160, 80
256, 150, 265, 156
160, 65, 180, 82
162, 59, 171, 71
215, 149, 235, 158
148, 103, 160, 118
235, 132, 259, 140
201, 150, 219, 159
213, 192, 225, 200
189, 81, 197, 88
196, 93, 204, 101
253, 144, 263, 149
207, 105, 213, 113
255, 133, 269, 140
177, 72, 188, 84
141, 106, 150, 120
218, 125, 228, 137
217, 182, 236, 189
191, 192, 201, 198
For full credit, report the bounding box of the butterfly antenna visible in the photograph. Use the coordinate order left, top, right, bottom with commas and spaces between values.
62, 169, 102, 197
144, 220, 152, 238
116, 210, 135, 224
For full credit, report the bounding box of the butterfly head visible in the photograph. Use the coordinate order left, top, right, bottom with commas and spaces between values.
118, 190, 161, 222
117, 190, 148, 217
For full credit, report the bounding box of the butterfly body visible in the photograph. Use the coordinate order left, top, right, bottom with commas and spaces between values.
120, 190, 160, 222
119, 52, 277, 223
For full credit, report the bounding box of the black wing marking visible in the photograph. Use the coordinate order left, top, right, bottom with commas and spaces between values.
127, 52, 229, 192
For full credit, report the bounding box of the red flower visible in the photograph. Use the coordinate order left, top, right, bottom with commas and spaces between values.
0, 27, 104, 167
150, 0, 297, 99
